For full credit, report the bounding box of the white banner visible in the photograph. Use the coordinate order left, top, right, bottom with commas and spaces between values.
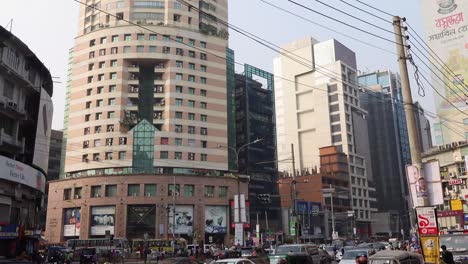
90, 206, 115, 236
168, 205, 193, 234
0, 155, 46, 193
406, 161, 443, 207
63, 208, 81, 237
234, 223, 244, 246
205, 206, 227, 234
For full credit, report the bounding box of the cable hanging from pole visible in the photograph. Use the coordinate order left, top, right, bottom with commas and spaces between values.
353, 0, 395, 17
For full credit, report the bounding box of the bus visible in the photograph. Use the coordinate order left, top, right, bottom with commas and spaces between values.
66, 238, 130, 256
131, 239, 174, 253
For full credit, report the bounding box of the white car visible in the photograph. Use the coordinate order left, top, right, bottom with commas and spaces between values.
212, 259, 255, 264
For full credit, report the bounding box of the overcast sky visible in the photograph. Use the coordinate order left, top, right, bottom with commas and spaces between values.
0, 0, 432, 130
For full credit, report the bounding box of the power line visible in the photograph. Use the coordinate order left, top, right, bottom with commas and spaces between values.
353, 0, 395, 17
335, 0, 392, 24
287, 0, 402, 45
258, 0, 397, 55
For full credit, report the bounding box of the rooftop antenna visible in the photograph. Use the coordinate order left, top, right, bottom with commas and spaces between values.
6, 19, 13, 32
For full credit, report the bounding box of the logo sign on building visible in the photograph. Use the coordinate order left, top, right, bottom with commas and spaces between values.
450, 199, 463, 211
449, 179, 463, 185
205, 206, 227, 234
168, 205, 193, 234
406, 161, 443, 207
63, 208, 81, 237
416, 207, 438, 235
90, 206, 115, 236
420, 236, 440, 264
0, 156, 46, 193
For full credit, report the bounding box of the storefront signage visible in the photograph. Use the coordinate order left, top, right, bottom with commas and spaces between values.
449, 179, 463, 185
420, 236, 440, 264
450, 199, 463, 211
437, 210, 463, 217
416, 207, 438, 235
90, 206, 115, 236
205, 206, 227, 234
0, 225, 19, 239
63, 208, 81, 237
0, 156, 45, 193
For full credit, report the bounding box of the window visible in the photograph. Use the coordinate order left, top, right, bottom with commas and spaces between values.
201, 153, 207, 161
188, 51, 195, 58
201, 141, 207, 148
188, 17, 192, 24
73, 187, 82, 199
134, 1, 165, 8
168, 184, 180, 196
84, 127, 90, 135
108, 98, 116, 106
144, 184, 156, 197
175, 138, 183, 146
123, 46, 131, 53
93, 153, 100, 161
136, 45, 144, 52
200, 127, 207, 135
173, 14, 181, 22
200, 65, 207, 72
86, 101, 92, 109
330, 114, 340, 122
201, 89, 207, 96
188, 75, 195, 82
99, 61, 105, 68
107, 111, 115, 118
188, 63, 195, 70
175, 99, 183, 106
124, 34, 131, 41
137, 34, 145, 40
175, 125, 183, 133
95, 112, 102, 120
128, 184, 140, 196
200, 102, 207, 109
188, 87, 195, 94
98, 74, 105, 81
107, 124, 114, 132
200, 53, 207, 60
200, 77, 207, 84
83, 140, 89, 148
149, 46, 157, 53
91, 186, 102, 197
97, 87, 104, 94
105, 185, 117, 197
118, 151, 126, 160
63, 188, 72, 200
204, 185, 214, 197
119, 137, 127, 145
160, 151, 169, 159
111, 47, 118, 54
464, 118, 468, 125
176, 61, 183, 68
188, 113, 195, 120
112, 35, 119, 42
88, 63, 95, 71
184, 185, 194, 197
99, 49, 106, 56
106, 138, 113, 146
105, 152, 113, 160
188, 152, 195, 160
149, 34, 157, 40
89, 51, 95, 58
188, 100, 195, 107
87, 76, 93, 83
188, 39, 195, 46
176, 86, 183, 93
176, 73, 183, 80
188, 139, 196, 147
100, 37, 107, 44
200, 41, 207, 48
176, 48, 184, 55
174, 2, 182, 9
188, 126, 195, 134
175, 111, 183, 119
201, 115, 207, 122
175, 152, 183, 160
85, 114, 91, 122
219, 186, 227, 198
94, 125, 102, 133
110, 60, 118, 67
87, 88, 92, 96
110, 72, 117, 79
163, 35, 170, 41
90, 39, 96, 47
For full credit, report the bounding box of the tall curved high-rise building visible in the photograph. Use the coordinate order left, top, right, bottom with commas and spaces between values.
46, 0, 246, 245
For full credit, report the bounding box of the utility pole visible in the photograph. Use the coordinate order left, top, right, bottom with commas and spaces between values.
291, 144, 298, 243
393, 16, 428, 208
330, 184, 335, 240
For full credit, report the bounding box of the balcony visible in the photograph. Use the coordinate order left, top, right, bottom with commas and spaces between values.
0, 97, 26, 118
0, 128, 25, 153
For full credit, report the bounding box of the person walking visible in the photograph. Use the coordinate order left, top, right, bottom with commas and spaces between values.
441, 245, 455, 264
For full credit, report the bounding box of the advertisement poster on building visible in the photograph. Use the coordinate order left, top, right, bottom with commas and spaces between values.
168, 205, 193, 234
63, 208, 81, 237
420, 236, 440, 264
0, 156, 46, 193
406, 161, 443, 207
90, 206, 115, 236
416, 207, 439, 235
205, 206, 227, 234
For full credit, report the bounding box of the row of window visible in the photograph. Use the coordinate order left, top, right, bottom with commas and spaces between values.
81, 151, 126, 162
174, 125, 209, 135
175, 73, 208, 84
175, 98, 208, 108
80, 151, 209, 162
63, 183, 228, 200
89, 33, 207, 48
82, 137, 126, 148
84, 111, 116, 122
85, 98, 116, 109
89, 45, 208, 60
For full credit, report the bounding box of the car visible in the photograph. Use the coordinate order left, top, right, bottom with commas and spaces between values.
319, 249, 333, 264
269, 244, 319, 264
240, 247, 269, 264
157, 257, 203, 264
212, 259, 256, 264
324, 246, 337, 260
339, 248, 375, 264
368, 250, 424, 264
212, 250, 241, 260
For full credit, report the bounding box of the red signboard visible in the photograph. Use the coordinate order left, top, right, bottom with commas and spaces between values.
416, 207, 439, 236
449, 179, 463, 185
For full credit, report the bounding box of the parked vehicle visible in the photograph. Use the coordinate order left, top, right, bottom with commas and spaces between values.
324, 245, 337, 260
319, 249, 333, 264
368, 250, 424, 264
440, 234, 468, 264
340, 248, 375, 264
268, 244, 319, 264
211, 259, 256, 264
240, 247, 269, 264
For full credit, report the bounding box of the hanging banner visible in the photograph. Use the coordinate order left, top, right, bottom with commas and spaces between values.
420, 236, 440, 264
205, 206, 227, 234
416, 207, 438, 235
63, 208, 81, 237
406, 161, 443, 207
90, 206, 115, 236
168, 205, 193, 234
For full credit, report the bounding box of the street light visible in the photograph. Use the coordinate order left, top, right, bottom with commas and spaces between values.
218, 138, 263, 246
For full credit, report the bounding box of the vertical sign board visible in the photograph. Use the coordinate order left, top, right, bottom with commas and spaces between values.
416, 207, 439, 235
420, 236, 440, 264
406, 161, 444, 207
234, 223, 243, 246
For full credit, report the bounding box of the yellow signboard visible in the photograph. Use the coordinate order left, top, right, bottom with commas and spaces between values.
420, 236, 440, 264
450, 199, 463, 211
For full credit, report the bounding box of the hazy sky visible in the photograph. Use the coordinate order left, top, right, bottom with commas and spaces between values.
0, 0, 432, 130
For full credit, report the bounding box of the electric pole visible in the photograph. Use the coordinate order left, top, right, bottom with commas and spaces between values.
291, 144, 298, 243
393, 16, 428, 208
